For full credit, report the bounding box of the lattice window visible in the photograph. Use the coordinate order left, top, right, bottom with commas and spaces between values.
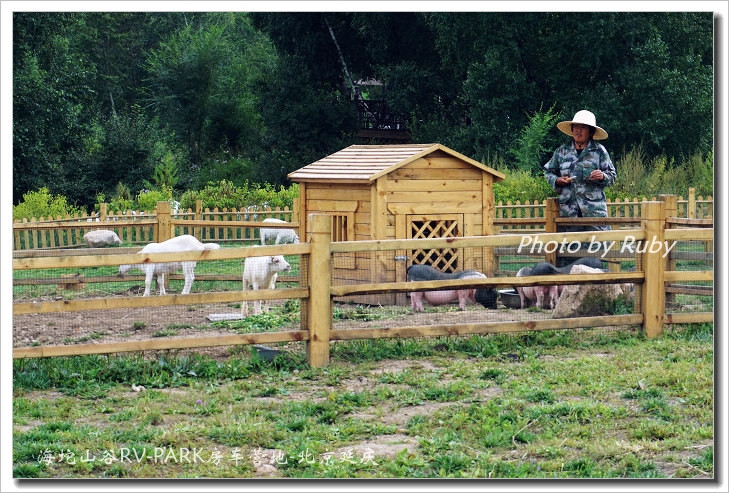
331, 213, 351, 242
408, 215, 462, 272
331, 212, 355, 269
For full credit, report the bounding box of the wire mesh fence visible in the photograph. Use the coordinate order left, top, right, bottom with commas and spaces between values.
13, 247, 307, 352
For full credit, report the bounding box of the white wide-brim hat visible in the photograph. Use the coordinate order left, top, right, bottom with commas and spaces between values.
557, 110, 608, 140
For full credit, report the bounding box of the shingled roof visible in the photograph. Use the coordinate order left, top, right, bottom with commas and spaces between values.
287, 144, 505, 183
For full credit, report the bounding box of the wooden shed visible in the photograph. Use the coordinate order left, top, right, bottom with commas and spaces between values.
288, 144, 505, 305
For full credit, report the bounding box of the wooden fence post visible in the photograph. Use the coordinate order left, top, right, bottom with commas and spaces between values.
641, 200, 666, 338
544, 198, 559, 265
156, 201, 172, 242
307, 213, 332, 367
99, 203, 107, 222
688, 187, 696, 219
659, 194, 677, 305
292, 200, 299, 226
194, 200, 203, 240
482, 176, 495, 277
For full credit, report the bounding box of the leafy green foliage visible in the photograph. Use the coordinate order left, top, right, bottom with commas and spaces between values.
179, 180, 298, 210
608, 147, 713, 199
508, 105, 561, 173
13, 12, 713, 207
82, 109, 179, 208
193, 154, 257, 190
135, 189, 173, 212
250, 51, 358, 186
144, 14, 275, 168
13, 188, 86, 220
13, 18, 98, 204
147, 151, 180, 190
492, 167, 553, 204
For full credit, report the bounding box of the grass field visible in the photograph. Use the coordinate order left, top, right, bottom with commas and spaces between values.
12, 323, 714, 479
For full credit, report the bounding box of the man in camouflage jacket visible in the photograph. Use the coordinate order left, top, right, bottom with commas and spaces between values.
544, 110, 616, 232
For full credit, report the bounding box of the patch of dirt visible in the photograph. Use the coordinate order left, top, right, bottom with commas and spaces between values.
13, 303, 239, 347
331, 433, 419, 460
349, 386, 502, 428
14, 304, 282, 362
379, 402, 459, 426
250, 434, 420, 477
653, 441, 714, 479
369, 359, 440, 374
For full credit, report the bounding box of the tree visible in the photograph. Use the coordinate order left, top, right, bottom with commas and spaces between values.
13, 11, 713, 206
251, 52, 358, 186
13, 13, 97, 204
609, 13, 713, 158
145, 13, 278, 184
77, 106, 176, 204
70, 12, 190, 115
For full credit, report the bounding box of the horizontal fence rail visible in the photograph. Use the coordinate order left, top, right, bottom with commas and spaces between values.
13, 331, 310, 359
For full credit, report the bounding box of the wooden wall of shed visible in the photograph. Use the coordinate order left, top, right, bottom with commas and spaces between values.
302, 182, 372, 239
383, 153, 490, 276
383, 151, 485, 217
302, 182, 395, 305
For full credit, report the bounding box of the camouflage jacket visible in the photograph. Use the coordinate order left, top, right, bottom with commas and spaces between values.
543, 139, 616, 221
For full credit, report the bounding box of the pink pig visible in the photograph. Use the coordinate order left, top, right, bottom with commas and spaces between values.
515, 266, 562, 310
409, 273, 486, 312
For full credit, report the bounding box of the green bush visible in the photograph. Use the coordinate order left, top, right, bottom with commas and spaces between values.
244, 182, 299, 210
192, 154, 257, 188
492, 166, 553, 204
136, 187, 174, 212
98, 186, 175, 214
108, 183, 134, 212
146, 151, 180, 190
179, 179, 298, 210
507, 104, 560, 174
674, 150, 713, 197
13, 187, 86, 220
178, 180, 243, 210
607, 147, 713, 200
489, 145, 712, 205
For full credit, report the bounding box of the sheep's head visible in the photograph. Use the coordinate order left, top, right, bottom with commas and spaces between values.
271, 255, 291, 272
119, 264, 131, 276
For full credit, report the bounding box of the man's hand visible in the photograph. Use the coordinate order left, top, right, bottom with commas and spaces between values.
555, 176, 573, 187
589, 169, 605, 181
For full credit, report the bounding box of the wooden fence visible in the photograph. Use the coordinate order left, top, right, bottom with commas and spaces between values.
493, 190, 713, 280
12, 200, 297, 250
12, 201, 713, 367
13, 189, 710, 252
494, 187, 712, 233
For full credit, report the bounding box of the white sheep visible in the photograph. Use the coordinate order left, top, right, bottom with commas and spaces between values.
242, 255, 291, 316
119, 235, 220, 296
260, 218, 300, 245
